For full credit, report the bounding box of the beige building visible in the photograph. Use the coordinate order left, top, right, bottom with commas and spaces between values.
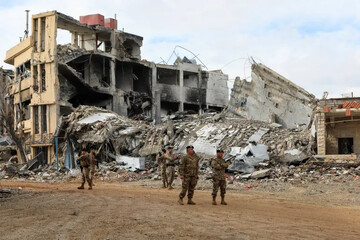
317, 97, 360, 158
4, 11, 229, 164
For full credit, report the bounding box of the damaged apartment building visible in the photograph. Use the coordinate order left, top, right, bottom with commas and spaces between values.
316, 97, 360, 158
4, 11, 228, 163
228, 63, 316, 129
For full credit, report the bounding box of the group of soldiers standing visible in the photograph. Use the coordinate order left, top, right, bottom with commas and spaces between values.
159, 145, 231, 206
75, 144, 231, 205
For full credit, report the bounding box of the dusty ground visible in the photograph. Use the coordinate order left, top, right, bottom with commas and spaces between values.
1, 180, 360, 240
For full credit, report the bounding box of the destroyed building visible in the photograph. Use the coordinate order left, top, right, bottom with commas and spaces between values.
228, 63, 316, 129
317, 98, 360, 158
4, 11, 229, 164
0, 68, 13, 136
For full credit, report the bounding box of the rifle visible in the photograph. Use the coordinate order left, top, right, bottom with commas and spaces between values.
224, 155, 237, 163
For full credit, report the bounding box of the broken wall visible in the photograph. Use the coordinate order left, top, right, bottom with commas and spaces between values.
228, 63, 316, 128
204, 71, 229, 108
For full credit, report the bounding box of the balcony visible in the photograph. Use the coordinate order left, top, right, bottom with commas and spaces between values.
4, 36, 33, 65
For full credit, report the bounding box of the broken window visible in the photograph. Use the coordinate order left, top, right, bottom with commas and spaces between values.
338, 138, 353, 154
34, 106, 39, 134
40, 64, 46, 92
184, 103, 199, 113
41, 105, 47, 133
207, 106, 223, 113
22, 100, 31, 120
16, 61, 31, 81
161, 101, 179, 115
34, 19, 38, 51
104, 41, 112, 52
183, 71, 199, 88
268, 92, 272, 97
157, 68, 179, 85
123, 39, 140, 59
275, 103, 279, 108
33, 65, 38, 92
40, 17, 46, 52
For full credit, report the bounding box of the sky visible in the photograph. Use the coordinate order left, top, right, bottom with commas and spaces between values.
1, 0, 360, 98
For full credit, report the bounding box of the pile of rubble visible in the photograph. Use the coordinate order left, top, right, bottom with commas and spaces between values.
0, 105, 323, 184
0, 161, 74, 182
57, 44, 88, 63
60, 105, 151, 157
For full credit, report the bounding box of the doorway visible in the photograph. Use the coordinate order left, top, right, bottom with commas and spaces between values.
338, 138, 353, 154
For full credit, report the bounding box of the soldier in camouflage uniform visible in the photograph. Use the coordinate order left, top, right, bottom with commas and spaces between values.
77, 149, 92, 190
89, 147, 97, 187
211, 149, 231, 205
164, 146, 178, 190
157, 149, 168, 188
178, 145, 200, 205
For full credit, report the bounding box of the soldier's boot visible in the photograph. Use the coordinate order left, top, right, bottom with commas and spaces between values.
178, 198, 184, 205
221, 196, 227, 205
88, 180, 93, 190
187, 199, 196, 205
77, 184, 84, 190
162, 181, 167, 188
168, 185, 174, 190
212, 196, 217, 205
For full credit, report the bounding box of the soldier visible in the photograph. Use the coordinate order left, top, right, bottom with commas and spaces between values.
164, 146, 178, 190
77, 149, 92, 190
211, 149, 231, 205
156, 149, 168, 188
89, 147, 97, 187
178, 145, 200, 205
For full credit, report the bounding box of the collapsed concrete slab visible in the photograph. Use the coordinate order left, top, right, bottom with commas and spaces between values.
228, 63, 316, 129
228, 143, 270, 174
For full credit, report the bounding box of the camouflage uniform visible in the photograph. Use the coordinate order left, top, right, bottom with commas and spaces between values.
164, 152, 175, 187
211, 157, 231, 198
157, 154, 167, 187
89, 152, 97, 185
78, 153, 92, 189
179, 153, 200, 199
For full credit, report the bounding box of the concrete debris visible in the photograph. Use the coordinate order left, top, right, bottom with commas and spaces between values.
228, 143, 270, 174
61, 105, 150, 157
0, 136, 14, 146
279, 149, 308, 164
57, 44, 87, 63
124, 91, 152, 120
0, 145, 16, 162
250, 169, 271, 179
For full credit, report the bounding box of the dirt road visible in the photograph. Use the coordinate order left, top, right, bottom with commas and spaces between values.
1, 181, 360, 240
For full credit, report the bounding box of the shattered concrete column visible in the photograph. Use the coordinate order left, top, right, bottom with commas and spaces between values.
317, 112, 326, 155
151, 63, 157, 121
110, 57, 116, 90
197, 70, 203, 114
113, 90, 127, 116
71, 32, 78, 47
154, 89, 161, 124
179, 69, 184, 112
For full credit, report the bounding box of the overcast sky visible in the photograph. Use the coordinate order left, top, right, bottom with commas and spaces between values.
1, 0, 360, 98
